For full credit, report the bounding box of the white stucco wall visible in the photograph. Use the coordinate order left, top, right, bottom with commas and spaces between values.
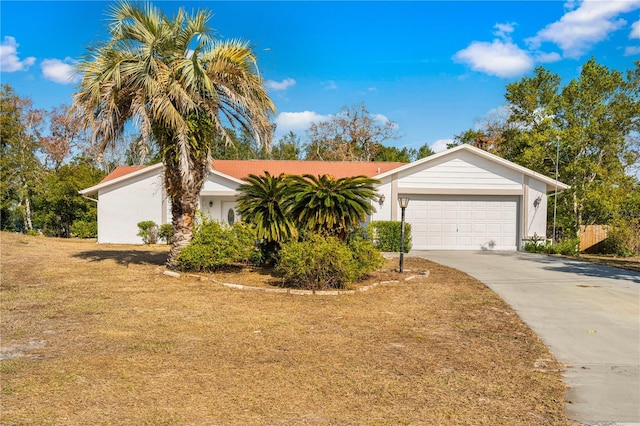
370, 176, 393, 222
97, 169, 164, 244
525, 178, 548, 239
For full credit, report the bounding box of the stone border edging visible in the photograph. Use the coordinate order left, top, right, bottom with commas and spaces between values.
162, 269, 429, 296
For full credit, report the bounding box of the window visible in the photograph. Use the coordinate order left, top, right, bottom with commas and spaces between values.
227, 208, 235, 225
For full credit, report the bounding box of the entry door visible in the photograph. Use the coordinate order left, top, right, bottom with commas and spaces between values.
406, 195, 518, 250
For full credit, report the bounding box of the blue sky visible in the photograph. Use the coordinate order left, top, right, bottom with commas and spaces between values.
2, 0, 640, 153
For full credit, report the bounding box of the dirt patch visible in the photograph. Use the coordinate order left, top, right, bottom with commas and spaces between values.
0, 232, 574, 425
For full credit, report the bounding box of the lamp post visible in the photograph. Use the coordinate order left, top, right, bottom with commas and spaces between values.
398, 196, 410, 273
553, 136, 559, 244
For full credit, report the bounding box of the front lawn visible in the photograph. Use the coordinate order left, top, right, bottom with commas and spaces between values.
0, 232, 572, 424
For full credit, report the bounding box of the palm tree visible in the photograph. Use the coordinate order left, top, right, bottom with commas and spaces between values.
236, 172, 298, 263
288, 174, 379, 240
71, 1, 274, 266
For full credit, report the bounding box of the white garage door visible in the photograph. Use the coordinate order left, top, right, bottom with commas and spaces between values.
404, 195, 518, 250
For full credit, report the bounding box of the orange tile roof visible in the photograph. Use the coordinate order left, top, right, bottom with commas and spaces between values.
211, 160, 406, 180
100, 160, 406, 185
99, 166, 148, 184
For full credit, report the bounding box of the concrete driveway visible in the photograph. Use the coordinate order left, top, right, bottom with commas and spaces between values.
412, 250, 640, 425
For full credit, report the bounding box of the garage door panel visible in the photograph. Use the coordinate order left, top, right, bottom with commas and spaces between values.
406, 195, 518, 251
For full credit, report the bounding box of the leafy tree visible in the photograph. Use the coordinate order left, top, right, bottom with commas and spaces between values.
71, 1, 274, 266
305, 103, 400, 161
270, 131, 303, 160
372, 145, 414, 162
0, 85, 44, 232
35, 162, 104, 237
415, 142, 435, 159
288, 174, 379, 240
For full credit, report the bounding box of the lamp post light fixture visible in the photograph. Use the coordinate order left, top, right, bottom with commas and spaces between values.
398, 196, 410, 273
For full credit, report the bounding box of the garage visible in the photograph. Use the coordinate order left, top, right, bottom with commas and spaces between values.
404, 195, 519, 250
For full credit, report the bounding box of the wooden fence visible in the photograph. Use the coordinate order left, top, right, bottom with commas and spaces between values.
579, 225, 609, 253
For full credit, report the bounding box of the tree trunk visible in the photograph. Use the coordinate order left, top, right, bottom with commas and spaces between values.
164, 160, 208, 269
22, 190, 33, 232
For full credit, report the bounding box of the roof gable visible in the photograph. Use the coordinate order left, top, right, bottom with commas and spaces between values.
377, 144, 569, 191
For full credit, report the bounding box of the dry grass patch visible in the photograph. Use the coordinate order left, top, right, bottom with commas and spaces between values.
1, 232, 572, 425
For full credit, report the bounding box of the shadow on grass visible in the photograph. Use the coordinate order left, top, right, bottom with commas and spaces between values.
73, 250, 168, 266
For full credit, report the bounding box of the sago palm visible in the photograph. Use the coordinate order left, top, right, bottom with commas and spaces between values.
289, 174, 379, 240
71, 1, 274, 266
236, 172, 298, 244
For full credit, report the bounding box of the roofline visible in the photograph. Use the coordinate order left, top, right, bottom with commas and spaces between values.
376, 144, 569, 190
79, 146, 569, 196
78, 163, 247, 196
79, 163, 164, 195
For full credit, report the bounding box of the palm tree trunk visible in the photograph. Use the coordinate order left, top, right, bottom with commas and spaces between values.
166, 189, 199, 268
164, 159, 208, 269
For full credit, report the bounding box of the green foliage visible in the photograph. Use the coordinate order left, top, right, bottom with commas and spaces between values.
276, 233, 382, 290
368, 221, 412, 252
0, 85, 44, 232
236, 172, 298, 244
158, 224, 174, 245
524, 237, 579, 256
289, 174, 380, 240
347, 235, 385, 279
603, 218, 640, 257
70, 220, 97, 238
176, 220, 257, 272
137, 221, 159, 244
36, 162, 104, 237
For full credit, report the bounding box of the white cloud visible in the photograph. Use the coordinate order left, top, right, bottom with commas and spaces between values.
431, 139, 453, 153
0, 36, 36, 72
41, 58, 79, 84
323, 80, 338, 90
631, 19, 640, 38
624, 45, 640, 55
494, 22, 516, 39
372, 113, 400, 130
275, 111, 329, 133
534, 51, 562, 63
453, 39, 534, 78
265, 78, 296, 91
527, 0, 640, 58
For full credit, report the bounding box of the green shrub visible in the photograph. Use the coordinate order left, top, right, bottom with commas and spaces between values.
176, 220, 257, 272
158, 224, 174, 245
70, 220, 97, 238
348, 235, 385, 279
276, 233, 383, 290
603, 218, 640, 257
368, 221, 412, 252
276, 234, 357, 290
554, 237, 580, 256
523, 233, 546, 253
526, 237, 579, 256
137, 220, 158, 244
